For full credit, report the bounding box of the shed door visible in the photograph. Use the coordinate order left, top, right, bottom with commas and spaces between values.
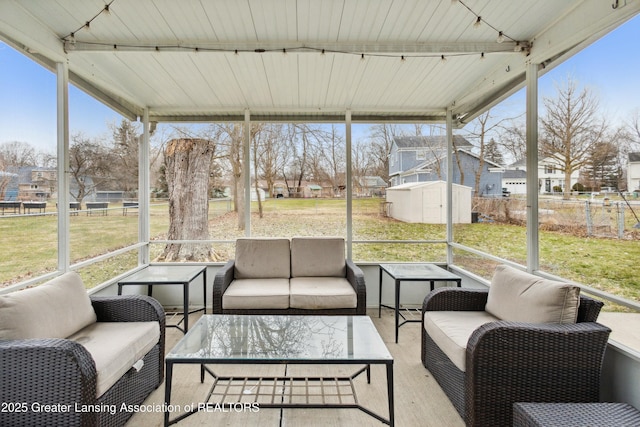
422, 186, 443, 223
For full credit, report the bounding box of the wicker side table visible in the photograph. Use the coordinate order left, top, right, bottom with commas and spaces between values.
513, 402, 640, 427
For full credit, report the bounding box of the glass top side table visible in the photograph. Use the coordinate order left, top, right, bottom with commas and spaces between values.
118, 265, 207, 333
378, 263, 461, 343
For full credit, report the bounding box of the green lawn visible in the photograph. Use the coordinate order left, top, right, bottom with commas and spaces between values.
1, 198, 639, 306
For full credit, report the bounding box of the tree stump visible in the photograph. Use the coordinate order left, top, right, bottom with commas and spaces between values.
157, 138, 220, 262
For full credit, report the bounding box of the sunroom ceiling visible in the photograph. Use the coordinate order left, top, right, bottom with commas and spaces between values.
1, 0, 638, 125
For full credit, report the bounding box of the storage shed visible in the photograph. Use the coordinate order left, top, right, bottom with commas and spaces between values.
385, 181, 472, 224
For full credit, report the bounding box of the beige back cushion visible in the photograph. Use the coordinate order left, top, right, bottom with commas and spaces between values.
0, 271, 97, 339
234, 238, 291, 279
485, 265, 580, 324
291, 237, 346, 277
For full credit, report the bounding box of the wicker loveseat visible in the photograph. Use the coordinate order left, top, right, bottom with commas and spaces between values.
421, 265, 611, 427
213, 237, 366, 315
0, 272, 165, 427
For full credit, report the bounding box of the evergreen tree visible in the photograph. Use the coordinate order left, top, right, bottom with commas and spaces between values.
485, 138, 505, 165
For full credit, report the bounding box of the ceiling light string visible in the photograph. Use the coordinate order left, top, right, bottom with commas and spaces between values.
455, 0, 522, 45
66, 41, 512, 62
244, 49, 493, 62
61, 0, 525, 60
64, 39, 514, 63
62, 1, 116, 42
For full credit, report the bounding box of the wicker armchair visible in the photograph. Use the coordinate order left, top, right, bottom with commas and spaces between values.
421, 287, 611, 427
0, 295, 165, 427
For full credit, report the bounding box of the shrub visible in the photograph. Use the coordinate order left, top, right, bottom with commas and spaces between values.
553, 185, 563, 193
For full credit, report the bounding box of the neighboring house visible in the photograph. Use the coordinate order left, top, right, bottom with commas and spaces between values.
538, 157, 580, 193
2, 166, 98, 202
355, 176, 387, 197
388, 136, 503, 197
272, 181, 289, 198
502, 157, 581, 194
502, 168, 527, 195
224, 180, 335, 200
501, 158, 527, 195
20, 168, 57, 200
3, 166, 53, 201
627, 152, 640, 192
0, 170, 18, 200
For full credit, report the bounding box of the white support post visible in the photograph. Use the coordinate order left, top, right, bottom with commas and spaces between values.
526, 62, 540, 273
244, 110, 251, 236
345, 110, 353, 259
139, 108, 151, 265
56, 62, 70, 272
446, 109, 454, 266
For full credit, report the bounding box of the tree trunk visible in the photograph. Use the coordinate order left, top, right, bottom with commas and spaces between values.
158, 138, 219, 261
564, 170, 573, 200
237, 166, 246, 231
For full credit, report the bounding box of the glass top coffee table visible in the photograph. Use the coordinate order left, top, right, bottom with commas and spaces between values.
164, 314, 394, 426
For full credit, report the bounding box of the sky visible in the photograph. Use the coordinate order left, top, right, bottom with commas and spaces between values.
1, 13, 640, 154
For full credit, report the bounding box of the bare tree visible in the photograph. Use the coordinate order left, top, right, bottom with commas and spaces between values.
108, 120, 140, 194
366, 124, 400, 183
352, 140, 373, 196
36, 151, 56, 168
499, 120, 527, 164
250, 123, 266, 218
218, 123, 246, 229
540, 76, 607, 199
258, 124, 288, 198
284, 125, 314, 197
0, 141, 36, 167
68, 133, 112, 203
318, 125, 345, 195
462, 109, 515, 194
0, 141, 38, 199
626, 109, 640, 151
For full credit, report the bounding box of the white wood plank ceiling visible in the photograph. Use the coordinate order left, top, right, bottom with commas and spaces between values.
0, 0, 638, 125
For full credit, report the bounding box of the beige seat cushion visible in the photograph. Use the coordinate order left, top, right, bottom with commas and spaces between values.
485, 265, 580, 324
0, 271, 97, 340
289, 277, 357, 309
68, 321, 159, 397
424, 311, 499, 372
234, 238, 291, 279
291, 237, 346, 277
222, 278, 291, 309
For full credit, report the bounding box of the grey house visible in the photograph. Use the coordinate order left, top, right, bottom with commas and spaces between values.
388, 136, 503, 197
355, 176, 387, 197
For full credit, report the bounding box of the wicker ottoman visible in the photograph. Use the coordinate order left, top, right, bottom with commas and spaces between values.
513, 402, 640, 427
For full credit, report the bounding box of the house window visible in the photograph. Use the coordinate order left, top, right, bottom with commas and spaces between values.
545, 165, 554, 174
416, 150, 426, 160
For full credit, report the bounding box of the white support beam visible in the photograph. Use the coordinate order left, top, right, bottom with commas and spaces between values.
56, 62, 69, 272
446, 109, 454, 266
244, 110, 251, 236
139, 108, 151, 265
525, 62, 539, 273
346, 110, 353, 260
